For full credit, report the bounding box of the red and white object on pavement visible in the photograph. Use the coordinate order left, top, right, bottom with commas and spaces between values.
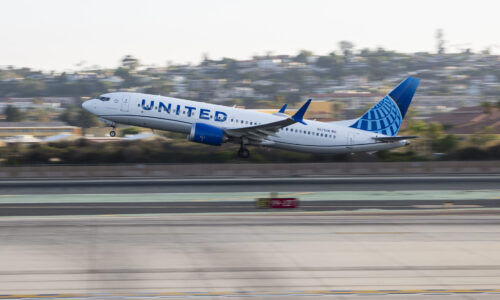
269, 198, 299, 208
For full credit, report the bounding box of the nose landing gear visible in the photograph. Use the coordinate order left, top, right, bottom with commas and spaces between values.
98, 118, 117, 138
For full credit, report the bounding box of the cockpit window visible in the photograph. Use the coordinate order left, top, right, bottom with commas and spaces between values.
98, 96, 110, 101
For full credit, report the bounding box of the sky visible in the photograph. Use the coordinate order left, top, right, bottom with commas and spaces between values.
1, 0, 499, 71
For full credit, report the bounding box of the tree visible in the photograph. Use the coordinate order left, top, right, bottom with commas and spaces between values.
427, 122, 443, 141
408, 120, 429, 136
3, 105, 25, 122
481, 101, 494, 114
339, 41, 354, 57
114, 67, 130, 79
294, 50, 313, 63
59, 106, 98, 134
121, 127, 140, 136
31, 98, 43, 105
469, 126, 495, 146
433, 134, 459, 153
316, 53, 344, 79
121, 55, 139, 71
436, 29, 445, 54
78, 110, 99, 134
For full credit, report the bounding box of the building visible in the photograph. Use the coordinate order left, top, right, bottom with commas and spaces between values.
427, 106, 500, 135
304, 101, 335, 121
304, 92, 383, 111
0, 122, 81, 139
251, 101, 335, 122
0, 97, 76, 111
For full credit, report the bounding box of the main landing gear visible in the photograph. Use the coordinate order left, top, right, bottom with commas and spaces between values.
109, 126, 116, 137
238, 147, 250, 158
238, 139, 250, 158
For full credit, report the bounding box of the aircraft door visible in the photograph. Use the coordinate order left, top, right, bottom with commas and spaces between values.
121, 96, 129, 112
347, 133, 354, 145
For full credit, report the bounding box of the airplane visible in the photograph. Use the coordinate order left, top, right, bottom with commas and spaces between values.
82, 77, 420, 158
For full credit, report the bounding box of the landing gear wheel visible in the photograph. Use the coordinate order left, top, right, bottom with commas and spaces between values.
238, 147, 250, 159
109, 130, 116, 137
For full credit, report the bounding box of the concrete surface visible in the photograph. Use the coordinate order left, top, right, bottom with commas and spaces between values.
1, 213, 500, 299
1, 161, 500, 179
1, 190, 500, 204
0, 189, 499, 216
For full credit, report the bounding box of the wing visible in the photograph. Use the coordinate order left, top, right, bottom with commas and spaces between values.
372, 135, 419, 142
224, 99, 311, 141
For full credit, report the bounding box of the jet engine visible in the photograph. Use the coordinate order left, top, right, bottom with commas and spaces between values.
188, 123, 227, 146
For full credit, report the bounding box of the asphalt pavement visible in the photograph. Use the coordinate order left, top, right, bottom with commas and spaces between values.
1, 175, 500, 194
0, 198, 499, 216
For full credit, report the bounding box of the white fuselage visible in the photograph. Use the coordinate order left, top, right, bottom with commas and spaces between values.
83, 92, 407, 154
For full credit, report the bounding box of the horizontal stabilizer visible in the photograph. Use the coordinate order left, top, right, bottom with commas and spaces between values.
372, 135, 419, 142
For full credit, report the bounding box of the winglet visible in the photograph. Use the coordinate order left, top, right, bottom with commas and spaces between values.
278, 103, 287, 113
291, 99, 311, 125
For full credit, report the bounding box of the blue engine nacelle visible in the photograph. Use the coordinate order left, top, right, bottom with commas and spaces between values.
188, 123, 226, 146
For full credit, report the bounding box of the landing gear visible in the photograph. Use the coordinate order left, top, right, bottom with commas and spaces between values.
109, 126, 116, 137
237, 139, 250, 158
238, 147, 250, 158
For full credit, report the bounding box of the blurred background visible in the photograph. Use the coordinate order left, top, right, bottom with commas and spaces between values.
0, 0, 499, 164
1, 1, 500, 299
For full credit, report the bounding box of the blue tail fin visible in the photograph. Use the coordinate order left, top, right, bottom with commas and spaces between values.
278, 103, 287, 113
291, 99, 311, 125
349, 77, 420, 136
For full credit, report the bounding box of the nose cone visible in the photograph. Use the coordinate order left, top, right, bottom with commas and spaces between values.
82, 99, 96, 114
82, 100, 90, 111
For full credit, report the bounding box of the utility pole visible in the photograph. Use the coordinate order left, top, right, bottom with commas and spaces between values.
436, 29, 445, 54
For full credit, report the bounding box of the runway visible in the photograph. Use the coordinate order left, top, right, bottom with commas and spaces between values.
1, 175, 499, 298
0, 189, 499, 216
1, 175, 500, 194
1, 214, 500, 299
0, 199, 499, 216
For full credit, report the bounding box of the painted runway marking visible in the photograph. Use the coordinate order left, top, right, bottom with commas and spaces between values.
2, 190, 500, 205
1, 289, 500, 299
